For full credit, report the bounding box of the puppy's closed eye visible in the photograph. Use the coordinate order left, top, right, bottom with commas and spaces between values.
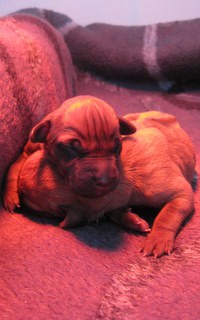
70, 139, 85, 153
56, 139, 86, 160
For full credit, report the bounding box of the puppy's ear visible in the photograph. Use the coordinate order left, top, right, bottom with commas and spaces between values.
118, 117, 136, 135
30, 120, 51, 143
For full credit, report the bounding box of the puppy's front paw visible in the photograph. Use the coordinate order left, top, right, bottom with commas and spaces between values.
4, 191, 20, 213
140, 230, 175, 258
59, 208, 85, 229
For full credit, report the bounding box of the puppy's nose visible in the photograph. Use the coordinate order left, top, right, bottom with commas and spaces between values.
95, 176, 111, 187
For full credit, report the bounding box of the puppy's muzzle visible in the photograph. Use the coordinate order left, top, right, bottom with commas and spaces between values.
68, 156, 120, 198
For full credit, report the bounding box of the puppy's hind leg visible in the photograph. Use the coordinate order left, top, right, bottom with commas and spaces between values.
107, 208, 150, 232
3, 141, 42, 212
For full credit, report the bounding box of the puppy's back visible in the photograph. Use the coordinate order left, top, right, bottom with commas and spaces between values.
124, 111, 196, 182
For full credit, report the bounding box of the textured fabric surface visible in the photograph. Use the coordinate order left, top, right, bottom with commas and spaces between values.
17, 8, 200, 91
0, 9, 200, 320
0, 13, 75, 188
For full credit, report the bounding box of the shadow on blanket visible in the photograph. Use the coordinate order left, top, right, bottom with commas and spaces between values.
17, 206, 125, 251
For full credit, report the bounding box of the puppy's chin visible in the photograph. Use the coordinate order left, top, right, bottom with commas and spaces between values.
73, 189, 114, 199
71, 182, 118, 199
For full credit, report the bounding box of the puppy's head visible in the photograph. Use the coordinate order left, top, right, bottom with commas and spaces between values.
30, 96, 136, 198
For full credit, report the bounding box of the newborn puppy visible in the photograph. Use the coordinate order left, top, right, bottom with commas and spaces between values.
3, 95, 136, 211
18, 148, 150, 231
17, 110, 196, 257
